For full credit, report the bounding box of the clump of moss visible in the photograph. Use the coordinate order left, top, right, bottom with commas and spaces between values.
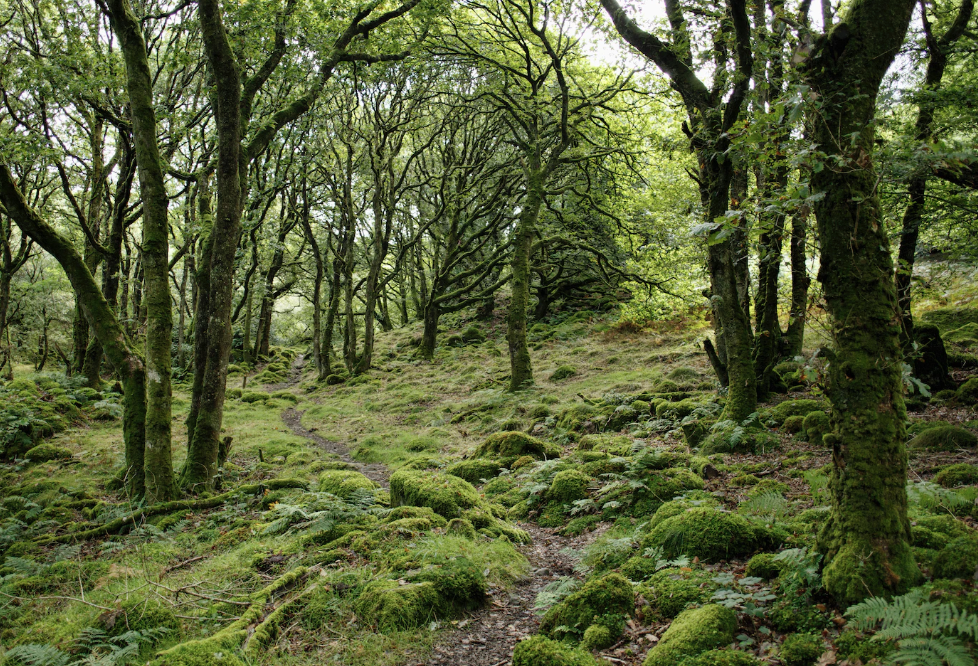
512, 635, 598, 666
932, 536, 978, 580
548, 469, 590, 504
762, 400, 827, 426
700, 422, 779, 455
834, 630, 893, 664
324, 374, 346, 386
802, 411, 830, 445
642, 507, 774, 562
780, 634, 822, 666
23, 444, 72, 462
648, 493, 720, 530
920, 306, 978, 332
389, 470, 482, 518
581, 623, 614, 650
104, 598, 183, 638
933, 463, 978, 487
551, 365, 577, 381
637, 567, 717, 618
744, 552, 783, 580
746, 478, 789, 499
655, 398, 708, 421
511, 455, 536, 470
474, 431, 557, 461
539, 573, 633, 643
318, 470, 378, 498
354, 579, 442, 632
643, 604, 738, 666
782, 415, 806, 434
557, 403, 600, 431
908, 426, 977, 451
446, 459, 504, 484
679, 650, 761, 666
446, 518, 478, 539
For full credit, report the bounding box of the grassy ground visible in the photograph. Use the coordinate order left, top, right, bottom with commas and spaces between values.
1, 302, 977, 666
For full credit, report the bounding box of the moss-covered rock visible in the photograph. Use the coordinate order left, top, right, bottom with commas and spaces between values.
445, 459, 504, 484
782, 415, 806, 434
354, 579, 442, 631
933, 463, 978, 488
551, 365, 577, 381
700, 423, 779, 455
908, 426, 977, 451
105, 598, 183, 637
780, 633, 823, 666
944, 322, 978, 347
23, 444, 72, 462
548, 469, 590, 504
557, 403, 599, 431
409, 555, 487, 611
637, 567, 717, 618
642, 508, 775, 562
648, 493, 721, 530
539, 573, 633, 642
446, 518, 478, 539
324, 374, 347, 386
474, 431, 556, 460
932, 536, 978, 580
511, 635, 598, 666
834, 630, 893, 664
679, 650, 761, 666
801, 411, 830, 445
921, 306, 978, 333
744, 552, 784, 580
957, 377, 978, 403
655, 398, 707, 421
389, 470, 482, 518
762, 400, 827, 426
581, 623, 615, 650
643, 604, 738, 666
318, 470, 378, 498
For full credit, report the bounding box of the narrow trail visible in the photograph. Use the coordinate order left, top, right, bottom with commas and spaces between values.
269, 353, 593, 665
267, 353, 391, 487
419, 523, 598, 666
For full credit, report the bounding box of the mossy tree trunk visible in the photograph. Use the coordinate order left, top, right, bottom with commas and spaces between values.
507, 168, 542, 392
601, 0, 756, 422
186, 185, 214, 451
105, 0, 177, 503
783, 206, 810, 357
804, 0, 920, 608
894, 0, 974, 345
0, 165, 148, 498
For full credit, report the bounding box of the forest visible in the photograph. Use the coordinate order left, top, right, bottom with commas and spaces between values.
0, 0, 977, 664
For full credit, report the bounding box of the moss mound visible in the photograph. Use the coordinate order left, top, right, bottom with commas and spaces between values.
317, 470, 378, 498
548, 469, 590, 504
908, 426, 977, 451
762, 400, 827, 426
637, 567, 717, 618
106, 598, 183, 637
474, 431, 555, 460
643, 604, 738, 666
700, 422, 779, 455
642, 508, 775, 562
551, 365, 577, 381
780, 633, 823, 666
744, 552, 784, 580
445, 459, 504, 484
802, 411, 830, 445
933, 463, 978, 487
354, 579, 442, 631
932, 536, 978, 580
512, 635, 598, 666
944, 322, 978, 347
23, 444, 72, 462
389, 470, 481, 518
539, 573, 634, 642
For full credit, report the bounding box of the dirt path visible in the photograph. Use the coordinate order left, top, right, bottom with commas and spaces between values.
280, 407, 390, 487
419, 523, 597, 666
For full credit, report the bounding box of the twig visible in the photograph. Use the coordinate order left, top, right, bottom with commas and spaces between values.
160, 555, 207, 579
149, 580, 252, 606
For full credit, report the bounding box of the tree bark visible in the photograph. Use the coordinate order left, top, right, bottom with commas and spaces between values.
804, 0, 920, 608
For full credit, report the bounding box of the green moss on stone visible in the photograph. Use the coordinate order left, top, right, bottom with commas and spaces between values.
933, 463, 978, 487
389, 470, 481, 518
474, 431, 555, 460
548, 470, 590, 504
317, 470, 378, 498
512, 635, 598, 666
779, 634, 823, 666
762, 400, 827, 426
446, 459, 504, 484
643, 604, 738, 666
932, 536, 978, 580
642, 508, 774, 562
679, 650, 761, 666
908, 426, 977, 451
354, 579, 442, 632
539, 573, 633, 642
551, 365, 577, 381
637, 567, 717, 618
23, 444, 72, 462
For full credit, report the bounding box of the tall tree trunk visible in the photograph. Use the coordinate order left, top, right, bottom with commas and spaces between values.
895, 0, 974, 344
507, 170, 540, 392
106, 0, 176, 504
783, 207, 810, 357
186, 184, 214, 458
805, 0, 920, 608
